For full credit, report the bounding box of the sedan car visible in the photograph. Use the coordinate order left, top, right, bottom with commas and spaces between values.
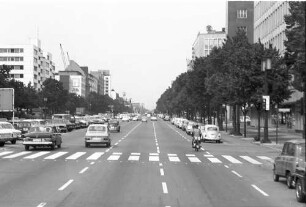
108, 120, 120, 132
273, 140, 305, 189
23, 126, 62, 150
151, 116, 157, 121
141, 117, 147, 122
200, 124, 221, 143
85, 124, 111, 147
0, 121, 22, 146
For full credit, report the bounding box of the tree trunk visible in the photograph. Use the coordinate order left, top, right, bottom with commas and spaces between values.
244, 113, 247, 138
232, 104, 236, 134
256, 109, 261, 141
218, 106, 224, 131
236, 104, 241, 135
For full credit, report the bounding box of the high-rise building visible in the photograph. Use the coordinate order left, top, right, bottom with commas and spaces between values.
254, 1, 289, 54
91, 70, 104, 96
192, 27, 226, 59
0, 38, 55, 91
102, 70, 111, 96
226, 1, 254, 43
88, 73, 98, 94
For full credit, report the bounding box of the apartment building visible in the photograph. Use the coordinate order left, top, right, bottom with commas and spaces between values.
0, 38, 55, 91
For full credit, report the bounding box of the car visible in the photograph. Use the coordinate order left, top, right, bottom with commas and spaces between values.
273, 140, 305, 189
186, 122, 196, 135
132, 116, 138, 121
23, 126, 62, 150
11, 120, 32, 135
141, 117, 147, 122
122, 116, 130, 122
85, 124, 111, 147
0, 121, 22, 146
200, 124, 221, 143
163, 115, 170, 121
151, 116, 157, 121
108, 120, 120, 132
240, 116, 251, 125
293, 150, 306, 203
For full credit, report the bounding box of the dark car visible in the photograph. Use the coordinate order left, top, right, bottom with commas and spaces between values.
293, 144, 306, 203
23, 126, 62, 150
108, 120, 120, 132
273, 140, 305, 188
11, 120, 32, 135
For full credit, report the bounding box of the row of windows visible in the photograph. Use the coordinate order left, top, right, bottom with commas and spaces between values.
0, 48, 24, 53
237, 10, 247, 18
10, 74, 24, 78
0, 56, 24, 61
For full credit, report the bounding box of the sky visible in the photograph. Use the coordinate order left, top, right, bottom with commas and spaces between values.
0, 0, 226, 110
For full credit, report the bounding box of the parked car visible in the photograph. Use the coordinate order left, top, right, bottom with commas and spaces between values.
23, 126, 62, 150
240, 116, 251, 125
85, 124, 111, 147
151, 116, 157, 121
273, 140, 305, 189
163, 115, 170, 121
200, 124, 221, 143
108, 120, 120, 132
0, 121, 22, 146
293, 146, 306, 203
186, 122, 196, 135
122, 116, 130, 122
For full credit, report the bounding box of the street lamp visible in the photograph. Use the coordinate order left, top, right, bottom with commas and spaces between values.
222, 104, 227, 132
261, 57, 272, 143
43, 98, 48, 119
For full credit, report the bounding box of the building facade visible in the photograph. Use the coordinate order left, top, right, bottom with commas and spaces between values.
192, 28, 226, 59
0, 38, 55, 91
102, 70, 111, 96
226, 1, 254, 43
91, 71, 104, 95
88, 73, 98, 94
254, 1, 289, 54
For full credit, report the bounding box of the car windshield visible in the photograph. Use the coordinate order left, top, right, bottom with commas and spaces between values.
207, 127, 218, 131
0, 123, 13, 129
88, 125, 106, 132
29, 127, 52, 133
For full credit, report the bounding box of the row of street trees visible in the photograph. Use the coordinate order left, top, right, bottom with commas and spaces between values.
156, 2, 305, 138
0, 65, 132, 119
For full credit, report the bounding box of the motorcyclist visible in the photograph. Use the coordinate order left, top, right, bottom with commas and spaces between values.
192, 124, 201, 148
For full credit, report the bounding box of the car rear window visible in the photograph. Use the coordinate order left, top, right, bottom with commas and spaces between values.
207, 127, 218, 131
89, 126, 106, 132
29, 127, 52, 133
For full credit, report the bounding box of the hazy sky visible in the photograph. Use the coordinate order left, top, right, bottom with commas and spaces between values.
0, 0, 226, 110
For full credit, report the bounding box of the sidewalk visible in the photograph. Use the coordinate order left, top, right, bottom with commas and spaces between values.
221, 125, 304, 151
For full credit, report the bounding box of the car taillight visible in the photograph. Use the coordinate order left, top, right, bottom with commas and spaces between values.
85, 137, 91, 140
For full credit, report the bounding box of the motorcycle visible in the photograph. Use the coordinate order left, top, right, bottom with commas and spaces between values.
192, 137, 201, 151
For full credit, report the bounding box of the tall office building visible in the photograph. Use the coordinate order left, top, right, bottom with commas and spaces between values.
192, 27, 226, 59
254, 1, 289, 54
90, 70, 111, 96
226, 1, 254, 43
0, 38, 55, 91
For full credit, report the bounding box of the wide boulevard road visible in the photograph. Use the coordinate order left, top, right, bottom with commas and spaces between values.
0, 119, 304, 207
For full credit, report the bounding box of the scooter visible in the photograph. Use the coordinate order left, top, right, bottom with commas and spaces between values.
192, 137, 201, 151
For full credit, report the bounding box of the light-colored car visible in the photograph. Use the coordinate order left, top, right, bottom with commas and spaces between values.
200, 124, 221, 143
151, 116, 157, 121
186, 122, 196, 135
122, 116, 130, 122
240, 116, 251, 124
85, 124, 111, 147
0, 121, 21, 146
23, 126, 62, 150
273, 140, 305, 189
132, 116, 138, 121
141, 117, 147, 122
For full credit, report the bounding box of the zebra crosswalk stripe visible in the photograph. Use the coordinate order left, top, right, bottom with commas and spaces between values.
86, 152, 104, 160
240, 156, 262, 165
207, 157, 222, 163
222, 155, 242, 164
66, 152, 86, 160
107, 155, 120, 161
128, 155, 139, 161
0, 151, 14, 157
3, 151, 31, 159
44, 152, 68, 160
24, 151, 51, 159
188, 157, 201, 163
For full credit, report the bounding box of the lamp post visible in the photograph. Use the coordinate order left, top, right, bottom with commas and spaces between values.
223, 104, 227, 132
43, 98, 47, 119
261, 57, 272, 143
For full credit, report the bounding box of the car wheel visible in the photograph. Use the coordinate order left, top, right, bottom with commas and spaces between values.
85, 143, 89, 148
286, 172, 293, 189
273, 168, 279, 182
0, 142, 4, 147
57, 144, 61, 148
25, 145, 30, 151
11, 140, 16, 144
296, 178, 306, 202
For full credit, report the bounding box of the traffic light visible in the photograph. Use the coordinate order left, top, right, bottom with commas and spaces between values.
262, 98, 266, 110
262, 95, 270, 111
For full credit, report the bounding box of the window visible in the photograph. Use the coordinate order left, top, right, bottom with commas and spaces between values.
237, 10, 247, 18
34, 58, 38, 63
34, 75, 37, 79
238, 26, 247, 33
34, 66, 37, 71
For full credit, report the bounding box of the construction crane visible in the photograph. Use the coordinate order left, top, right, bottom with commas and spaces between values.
60, 44, 68, 69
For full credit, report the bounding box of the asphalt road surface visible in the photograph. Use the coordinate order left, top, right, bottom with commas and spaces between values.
0, 119, 304, 207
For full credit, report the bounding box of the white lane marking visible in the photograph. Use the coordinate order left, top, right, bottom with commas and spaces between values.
240, 156, 262, 165
156, 143, 159, 146
112, 152, 122, 155
3, 151, 32, 159
257, 156, 273, 162
114, 143, 118, 145
107, 155, 120, 161
159, 163, 163, 166
207, 157, 222, 163
24, 151, 50, 159
105, 149, 110, 152
231, 170, 243, 178
149, 156, 159, 161
188, 157, 201, 163
44, 152, 68, 160
252, 184, 269, 196
204, 154, 214, 157
160, 168, 165, 176
206, 152, 211, 154
90, 162, 95, 165
128, 155, 139, 161
224, 165, 229, 168
86, 152, 104, 160
0, 151, 14, 157
168, 156, 180, 162
58, 179, 74, 191
131, 152, 140, 155
118, 140, 121, 143
157, 149, 160, 154
66, 152, 86, 160
79, 167, 89, 174
222, 155, 242, 164
150, 153, 159, 156
186, 154, 195, 157
168, 154, 177, 156
162, 182, 168, 194
37, 202, 47, 207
